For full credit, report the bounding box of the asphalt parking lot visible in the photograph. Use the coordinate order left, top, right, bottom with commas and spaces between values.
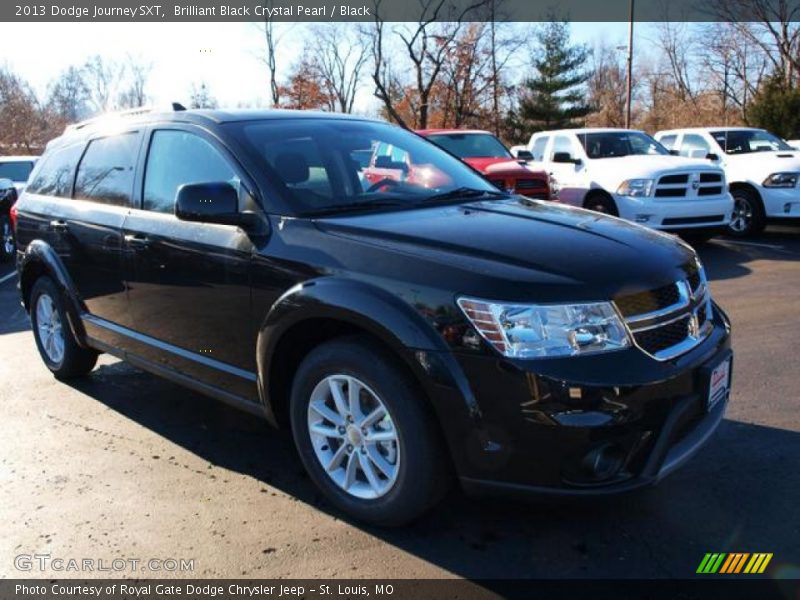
0, 227, 798, 580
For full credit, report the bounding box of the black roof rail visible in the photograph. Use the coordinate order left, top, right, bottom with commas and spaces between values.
64, 103, 188, 133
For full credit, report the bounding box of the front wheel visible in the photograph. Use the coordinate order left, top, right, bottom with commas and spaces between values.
289, 336, 449, 526
30, 276, 98, 379
584, 192, 619, 216
728, 189, 766, 237
0, 214, 14, 262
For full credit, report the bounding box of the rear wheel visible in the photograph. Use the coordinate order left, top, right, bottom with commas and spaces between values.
289, 336, 449, 526
584, 192, 619, 216
0, 214, 14, 262
728, 188, 766, 237
30, 276, 98, 379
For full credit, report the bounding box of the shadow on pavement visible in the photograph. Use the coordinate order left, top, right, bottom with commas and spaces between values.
66, 361, 800, 579
697, 227, 800, 283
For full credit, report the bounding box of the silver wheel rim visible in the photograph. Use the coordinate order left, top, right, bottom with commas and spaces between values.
36, 293, 65, 364
730, 197, 752, 233
307, 374, 400, 500
2, 220, 12, 255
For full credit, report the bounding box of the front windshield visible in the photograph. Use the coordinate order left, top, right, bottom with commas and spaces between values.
234, 119, 503, 216
425, 133, 512, 159
710, 129, 793, 155
578, 131, 669, 159
0, 161, 34, 183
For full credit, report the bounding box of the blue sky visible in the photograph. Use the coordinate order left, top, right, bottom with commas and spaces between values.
3, 21, 653, 114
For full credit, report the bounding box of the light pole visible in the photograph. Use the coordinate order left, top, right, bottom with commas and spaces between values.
626, 0, 635, 128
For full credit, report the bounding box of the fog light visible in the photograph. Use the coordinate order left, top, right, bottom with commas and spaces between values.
582, 443, 625, 481
635, 214, 652, 223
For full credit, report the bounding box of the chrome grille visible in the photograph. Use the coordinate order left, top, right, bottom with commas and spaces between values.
614, 269, 713, 361
654, 172, 726, 199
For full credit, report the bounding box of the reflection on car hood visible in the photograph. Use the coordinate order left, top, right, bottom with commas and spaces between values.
314, 199, 696, 301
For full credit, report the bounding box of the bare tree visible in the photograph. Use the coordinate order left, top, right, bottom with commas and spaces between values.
260, 2, 295, 107
118, 56, 152, 109
83, 55, 125, 113
307, 24, 368, 113
189, 82, 218, 109
46, 66, 91, 122
711, 0, 800, 87
654, 21, 699, 103
0, 67, 53, 153
367, 0, 490, 129
586, 43, 629, 128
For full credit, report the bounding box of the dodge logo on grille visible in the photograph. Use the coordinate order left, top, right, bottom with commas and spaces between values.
691, 177, 700, 190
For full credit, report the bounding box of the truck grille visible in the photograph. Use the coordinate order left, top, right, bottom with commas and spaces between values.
654, 172, 726, 199
614, 267, 713, 361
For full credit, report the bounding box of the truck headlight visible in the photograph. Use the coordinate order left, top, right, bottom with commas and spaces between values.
763, 172, 799, 188
457, 297, 630, 358
616, 179, 654, 197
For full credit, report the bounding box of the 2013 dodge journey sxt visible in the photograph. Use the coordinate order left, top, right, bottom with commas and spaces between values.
13, 107, 732, 525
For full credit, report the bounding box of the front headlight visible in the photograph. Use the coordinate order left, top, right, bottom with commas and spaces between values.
763, 172, 799, 188
457, 297, 630, 358
616, 179, 654, 197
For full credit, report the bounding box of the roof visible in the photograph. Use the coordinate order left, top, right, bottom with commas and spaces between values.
416, 129, 492, 136
0, 155, 38, 161
656, 126, 764, 135
533, 128, 645, 135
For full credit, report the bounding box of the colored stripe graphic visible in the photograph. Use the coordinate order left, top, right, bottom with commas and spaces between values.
744, 553, 773, 574
720, 553, 750, 573
697, 553, 727, 573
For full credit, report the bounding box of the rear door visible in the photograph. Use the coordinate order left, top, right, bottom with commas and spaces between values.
546, 135, 587, 206
121, 125, 257, 400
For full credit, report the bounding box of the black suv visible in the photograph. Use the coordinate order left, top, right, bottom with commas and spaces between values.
14, 108, 732, 525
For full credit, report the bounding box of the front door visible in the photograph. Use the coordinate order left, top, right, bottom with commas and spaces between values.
122, 127, 257, 400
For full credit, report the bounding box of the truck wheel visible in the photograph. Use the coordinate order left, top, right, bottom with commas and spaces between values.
30, 276, 98, 379
584, 192, 619, 216
289, 336, 449, 526
728, 188, 766, 237
0, 214, 14, 262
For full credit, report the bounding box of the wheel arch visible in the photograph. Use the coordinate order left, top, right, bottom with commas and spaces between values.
255, 278, 481, 433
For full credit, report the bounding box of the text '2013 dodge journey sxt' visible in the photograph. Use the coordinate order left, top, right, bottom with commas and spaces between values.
14, 108, 732, 525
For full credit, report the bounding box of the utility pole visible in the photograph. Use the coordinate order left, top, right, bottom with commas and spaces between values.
626, 0, 635, 128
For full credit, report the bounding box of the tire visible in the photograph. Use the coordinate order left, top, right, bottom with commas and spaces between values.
0, 214, 14, 263
584, 192, 619, 217
728, 188, 766, 237
289, 335, 449, 526
30, 276, 98, 379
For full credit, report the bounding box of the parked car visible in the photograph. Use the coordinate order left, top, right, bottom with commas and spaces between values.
416, 129, 550, 199
517, 128, 733, 242
656, 127, 800, 236
0, 156, 37, 262
15, 108, 732, 525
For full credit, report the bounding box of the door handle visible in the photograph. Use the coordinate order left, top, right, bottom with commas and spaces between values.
49, 219, 68, 232
124, 234, 150, 248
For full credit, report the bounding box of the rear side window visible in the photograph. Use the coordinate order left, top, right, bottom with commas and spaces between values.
27, 146, 83, 197
74, 133, 140, 206
531, 136, 549, 161
143, 130, 238, 214
659, 134, 677, 150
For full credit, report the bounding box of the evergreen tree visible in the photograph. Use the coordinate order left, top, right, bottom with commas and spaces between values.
747, 76, 800, 140
517, 21, 592, 132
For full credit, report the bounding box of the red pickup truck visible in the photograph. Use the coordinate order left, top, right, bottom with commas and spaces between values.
416, 129, 550, 199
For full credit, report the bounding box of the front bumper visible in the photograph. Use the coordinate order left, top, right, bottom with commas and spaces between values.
614, 193, 734, 230
759, 186, 800, 218
442, 305, 732, 496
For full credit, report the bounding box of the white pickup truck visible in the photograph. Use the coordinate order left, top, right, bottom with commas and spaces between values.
513, 129, 733, 240
655, 127, 800, 236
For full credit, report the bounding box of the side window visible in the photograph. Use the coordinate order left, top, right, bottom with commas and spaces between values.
74, 133, 140, 206
659, 134, 677, 150
680, 134, 711, 159
552, 136, 576, 159
531, 136, 549, 161
26, 145, 84, 198
143, 130, 238, 214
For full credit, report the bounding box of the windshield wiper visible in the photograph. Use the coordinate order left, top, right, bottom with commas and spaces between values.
423, 187, 509, 203
305, 199, 412, 217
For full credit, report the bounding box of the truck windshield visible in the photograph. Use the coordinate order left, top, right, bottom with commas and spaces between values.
233, 119, 504, 216
710, 130, 793, 155
425, 133, 512, 159
578, 132, 669, 159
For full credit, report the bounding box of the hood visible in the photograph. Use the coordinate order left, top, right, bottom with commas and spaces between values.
721, 151, 800, 175
465, 156, 534, 173
587, 155, 724, 180
314, 199, 697, 303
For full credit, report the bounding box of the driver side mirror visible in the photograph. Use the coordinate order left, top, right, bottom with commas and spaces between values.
175, 182, 257, 228
668, 149, 680, 156
552, 152, 581, 165
515, 150, 534, 161
706, 153, 720, 161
